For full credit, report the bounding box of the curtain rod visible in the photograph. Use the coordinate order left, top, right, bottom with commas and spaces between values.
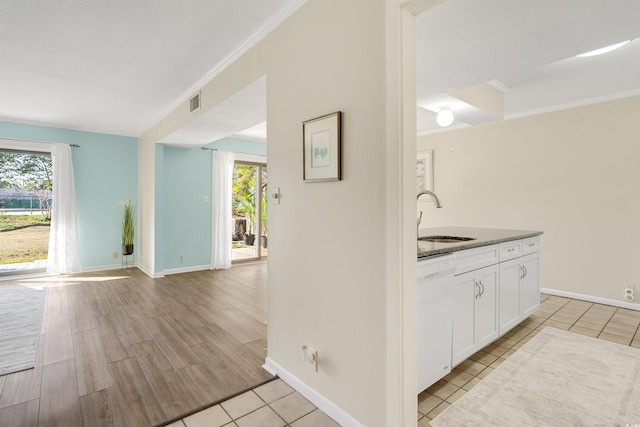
1, 137, 80, 148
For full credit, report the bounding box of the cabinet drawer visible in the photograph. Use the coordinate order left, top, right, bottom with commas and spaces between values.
499, 240, 522, 261
522, 236, 540, 254
454, 244, 499, 275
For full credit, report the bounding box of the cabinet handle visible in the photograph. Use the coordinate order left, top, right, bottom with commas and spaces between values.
520, 265, 525, 279
478, 280, 485, 297
475, 281, 481, 299
523, 265, 528, 278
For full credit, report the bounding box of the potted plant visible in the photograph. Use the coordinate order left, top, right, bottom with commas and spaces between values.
260, 187, 268, 249
120, 198, 135, 255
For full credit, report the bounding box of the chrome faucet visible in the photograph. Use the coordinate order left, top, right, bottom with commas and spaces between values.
417, 190, 442, 238
417, 190, 442, 207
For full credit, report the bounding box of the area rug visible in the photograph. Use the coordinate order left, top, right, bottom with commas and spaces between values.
0, 286, 46, 376
431, 327, 640, 426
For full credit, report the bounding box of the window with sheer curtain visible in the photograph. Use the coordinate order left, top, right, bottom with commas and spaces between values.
47, 143, 81, 274
210, 150, 235, 269
0, 139, 80, 275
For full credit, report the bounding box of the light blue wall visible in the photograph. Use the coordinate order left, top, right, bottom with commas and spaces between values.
162, 146, 212, 270
0, 121, 138, 269
161, 137, 266, 271
0, 121, 265, 273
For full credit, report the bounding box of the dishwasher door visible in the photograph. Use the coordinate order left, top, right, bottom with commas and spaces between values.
418, 254, 455, 393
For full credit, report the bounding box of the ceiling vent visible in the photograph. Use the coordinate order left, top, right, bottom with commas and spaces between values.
189, 92, 201, 113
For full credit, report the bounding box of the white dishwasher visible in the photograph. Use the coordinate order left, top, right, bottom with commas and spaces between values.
418, 253, 456, 393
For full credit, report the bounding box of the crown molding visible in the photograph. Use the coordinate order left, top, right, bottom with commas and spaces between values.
139, 0, 308, 136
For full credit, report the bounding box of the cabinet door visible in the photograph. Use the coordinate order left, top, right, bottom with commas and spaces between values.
520, 253, 540, 318
451, 271, 477, 367
499, 258, 521, 335
476, 265, 499, 348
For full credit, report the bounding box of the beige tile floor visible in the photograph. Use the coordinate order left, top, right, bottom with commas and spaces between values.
418, 294, 640, 426
165, 378, 339, 427
164, 294, 640, 427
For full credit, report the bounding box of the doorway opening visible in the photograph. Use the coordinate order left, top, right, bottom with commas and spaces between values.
232, 161, 267, 262
0, 149, 52, 276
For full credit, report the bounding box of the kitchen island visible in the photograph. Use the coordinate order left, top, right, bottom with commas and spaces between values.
417, 226, 543, 393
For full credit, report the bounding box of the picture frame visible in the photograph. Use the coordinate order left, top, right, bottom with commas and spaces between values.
303, 111, 342, 182
416, 150, 433, 193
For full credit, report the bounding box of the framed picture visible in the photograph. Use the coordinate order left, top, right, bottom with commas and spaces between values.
303, 111, 342, 182
416, 150, 433, 193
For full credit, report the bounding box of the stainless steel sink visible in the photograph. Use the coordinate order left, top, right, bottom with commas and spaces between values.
418, 235, 476, 243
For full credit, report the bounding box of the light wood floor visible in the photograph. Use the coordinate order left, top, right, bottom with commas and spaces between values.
0, 263, 272, 427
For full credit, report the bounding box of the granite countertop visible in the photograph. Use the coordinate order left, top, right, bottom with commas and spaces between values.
418, 226, 543, 259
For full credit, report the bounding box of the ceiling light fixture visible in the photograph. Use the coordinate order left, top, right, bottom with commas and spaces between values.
436, 108, 454, 127
576, 40, 632, 57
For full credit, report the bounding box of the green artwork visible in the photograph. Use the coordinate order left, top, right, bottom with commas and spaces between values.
314, 147, 328, 160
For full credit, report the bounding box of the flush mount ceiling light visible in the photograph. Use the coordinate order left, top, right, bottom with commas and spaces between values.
576, 40, 632, 57
436, 108, 454, 127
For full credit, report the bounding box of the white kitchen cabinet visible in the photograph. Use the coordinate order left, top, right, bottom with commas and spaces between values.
455, 244, 499, 275
419, 231, 541, 384
499, 239, 522, 262
498, 237, 540, 335
520, 252, 540, 317
499, 258, 523, 334
451, 264, 499, 367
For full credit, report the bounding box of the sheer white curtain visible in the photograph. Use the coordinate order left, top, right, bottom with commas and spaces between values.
47, 144, 81, 274
210, 150, 235, 269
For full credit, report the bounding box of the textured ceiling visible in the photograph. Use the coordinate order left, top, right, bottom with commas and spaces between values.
1, 0, 639, 143
416, 0, 640, 134
0, 0, 303, 137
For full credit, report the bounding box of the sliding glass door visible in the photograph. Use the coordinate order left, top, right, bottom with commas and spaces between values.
0, 149, 52, 275
231, 161, 267, 262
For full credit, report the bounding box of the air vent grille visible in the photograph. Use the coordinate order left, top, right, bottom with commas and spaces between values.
189, 92, 201, 113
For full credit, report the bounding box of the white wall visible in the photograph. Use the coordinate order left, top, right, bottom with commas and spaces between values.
418, 96, 640, 305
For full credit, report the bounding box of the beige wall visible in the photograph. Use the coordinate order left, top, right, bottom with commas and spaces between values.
418, 96, 640, 304
136, 139, 156, 275
137, 0, 419, 425
265, 2, 392, 425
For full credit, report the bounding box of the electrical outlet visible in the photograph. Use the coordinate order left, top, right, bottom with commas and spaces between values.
112, 252, 118, 259
625, 286, 635, 302
179, 255, 184, 263
301, 345, 318, 372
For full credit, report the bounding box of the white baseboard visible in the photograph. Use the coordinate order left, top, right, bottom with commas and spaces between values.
137, 263, 164, 279
81, 263, 212, 278
263, 357, 364, 427
541, 287, 640, 311
163, 264, 210, 276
